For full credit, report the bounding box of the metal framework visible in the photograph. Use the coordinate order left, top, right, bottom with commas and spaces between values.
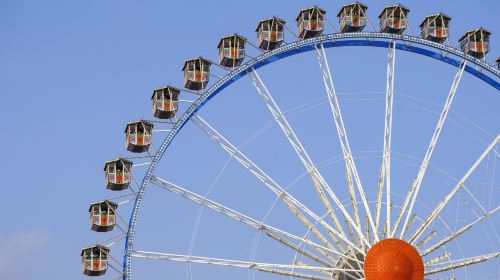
118, 32, 500, 280
393, 60, 468, 239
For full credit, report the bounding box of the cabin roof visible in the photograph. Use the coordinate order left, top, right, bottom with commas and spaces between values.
182, 57, 212, 71
419, 13, 452, 27
104, 158, 133, 170
255, 16, 286, 32
459, 27, 492, 42
89, 200, 118, 211
151, 85, 181, 100
81, 244, 109, 255
217, 34, 248, 49
295, 6, 327, 21
336, 2, 368, 17
496, 57, 500, 63
124, 119, 154, 132
378, 4, 410, 18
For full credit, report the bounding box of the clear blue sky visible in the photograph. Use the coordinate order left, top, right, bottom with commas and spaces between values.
0, 0, 498, 279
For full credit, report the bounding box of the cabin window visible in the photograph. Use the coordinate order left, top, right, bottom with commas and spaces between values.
223, 39, 230, 48
137, 127, 144, 134
303, 13, 310, 21
156, 92, 162, 100
187, 62, 194, 71
202, 61, 210, 70
108, 165, 115, 173
129, 124, 137, 134
262, 22, 269, 31
116, 162, 123, 172
435, 18, 443, 27
276, 22, 284, 31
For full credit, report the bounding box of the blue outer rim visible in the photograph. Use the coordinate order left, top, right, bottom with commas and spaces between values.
122, 32, 499, 279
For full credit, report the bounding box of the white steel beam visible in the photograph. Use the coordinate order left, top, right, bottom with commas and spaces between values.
247, 68, 363, 250
132, 250, 364, 280
409, 135, 500, 243
376, 40, 396, 238
150, 176, 365, 268
422, 206, 500, 256
424, 252, 500, 275
393, 60, 467, 238
149, 175, 351, 265
190, 114, 365, 255
315, 44, 378, 242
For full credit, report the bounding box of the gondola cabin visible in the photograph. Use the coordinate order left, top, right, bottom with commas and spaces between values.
496, 57, 500, 70
296, 6, 326, 39
125, 120, 153, 153
378, 4, 410, 34
337, 2, 368, 33
218, 34, 246, 68
151, 86, 180, 119
81, 245, 109, 276
255, 17, 286, 51
182, 57, 211, 90
89, 200, 118, 232
104, 158, 132, 191
459, 28, 491, 59
420, 13, 451, 43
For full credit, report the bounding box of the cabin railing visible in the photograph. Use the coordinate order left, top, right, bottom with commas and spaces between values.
422, 27, 449, 38
381, 17, 408, 30
185, 70, 209, 83
220, 48, 245, 61
340, 16, 367, 29
259, 31, 284, 44
464, 41, 489, 53
83, 259, 108, 271
299, 19, 324, 33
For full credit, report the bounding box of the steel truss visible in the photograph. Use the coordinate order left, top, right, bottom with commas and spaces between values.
122, 32, 500, 280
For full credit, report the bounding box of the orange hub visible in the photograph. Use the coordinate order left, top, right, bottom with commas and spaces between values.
364, 238, 424, 280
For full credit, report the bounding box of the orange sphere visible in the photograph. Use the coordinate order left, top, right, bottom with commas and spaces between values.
364, 238, 424, 280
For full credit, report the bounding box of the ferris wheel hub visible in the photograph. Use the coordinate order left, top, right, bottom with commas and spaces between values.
364, 238, 424, 280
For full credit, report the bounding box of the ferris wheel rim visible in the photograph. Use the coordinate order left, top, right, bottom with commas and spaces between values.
122, 32, 500, 280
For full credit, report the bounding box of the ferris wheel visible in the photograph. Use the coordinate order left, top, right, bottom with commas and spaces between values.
81, 3, 500, 280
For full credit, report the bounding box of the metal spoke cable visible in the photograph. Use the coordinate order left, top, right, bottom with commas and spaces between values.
422, 206, 500, 257
248, 67, 358, 251
408, 135, 500, 244
393, 60, 467, 239
150, 175, 362, 264
424, 252, 500, 275
375, 40, 396, 239
131, 251, 363, 275
190, 113, 366, 256
315, 43, 378, 242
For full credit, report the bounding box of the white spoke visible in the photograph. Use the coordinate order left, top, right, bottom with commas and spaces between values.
409, 135, 500, 243
132, 250, 363, 279
424, 252, 500, 275
422, 206, 500, 257
190, 114, 365, 256
393, 60, 467, 238
391, 60, 467, 238
315, 44, 378, 242
416, 230, 437, 250
377, 40, 396, 238
424, 251, 451, 266
150, 176, 364, 265
248, 68, 363, 250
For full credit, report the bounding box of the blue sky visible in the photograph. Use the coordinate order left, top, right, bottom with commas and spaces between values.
0, 0, 499, 279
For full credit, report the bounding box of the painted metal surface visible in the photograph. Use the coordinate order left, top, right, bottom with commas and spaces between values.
122, 32, 499, 280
